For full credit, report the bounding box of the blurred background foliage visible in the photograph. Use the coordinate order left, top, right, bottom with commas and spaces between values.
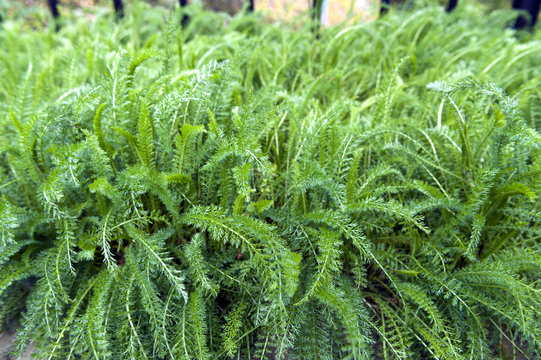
0, 0, 519, 22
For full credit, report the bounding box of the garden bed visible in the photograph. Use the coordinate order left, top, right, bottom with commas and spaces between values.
0, 1, 540, 359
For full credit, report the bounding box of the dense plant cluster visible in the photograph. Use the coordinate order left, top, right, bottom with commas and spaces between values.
1, 1, 540, 359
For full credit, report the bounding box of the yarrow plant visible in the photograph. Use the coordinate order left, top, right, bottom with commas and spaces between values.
0, 1, 540, 359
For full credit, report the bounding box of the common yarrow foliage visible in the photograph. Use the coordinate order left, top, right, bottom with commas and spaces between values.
0, 1, 541, 359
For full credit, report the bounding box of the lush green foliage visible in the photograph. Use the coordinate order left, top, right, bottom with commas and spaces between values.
1, 1, 541, 359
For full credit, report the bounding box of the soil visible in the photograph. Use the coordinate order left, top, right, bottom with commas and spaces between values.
0, 332, 34, 360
